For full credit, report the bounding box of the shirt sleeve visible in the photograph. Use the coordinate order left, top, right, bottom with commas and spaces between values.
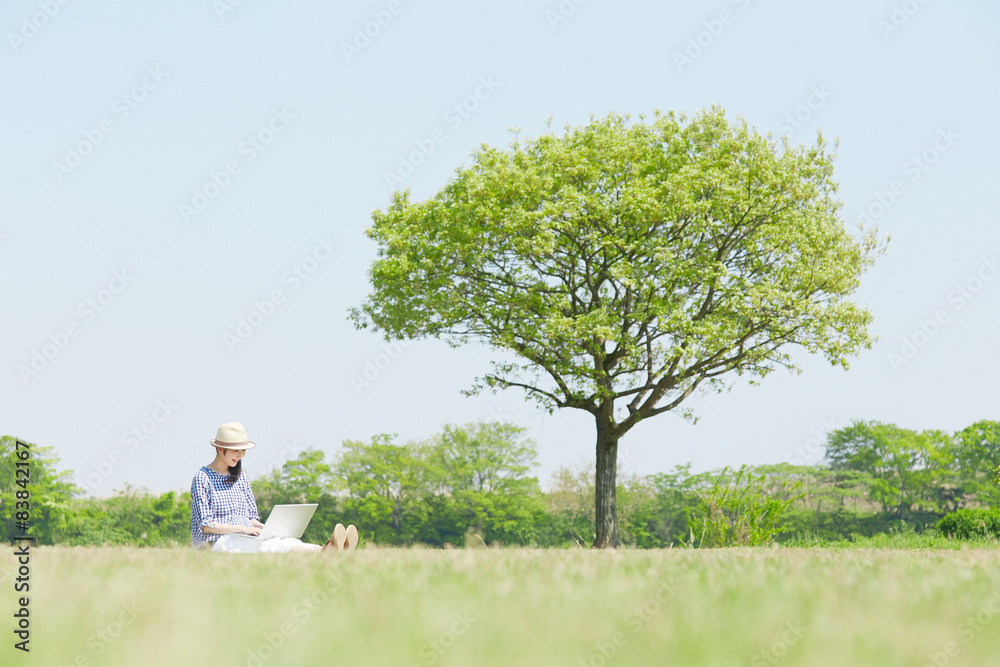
243, 476, 260, 522
191, 472, 216, 529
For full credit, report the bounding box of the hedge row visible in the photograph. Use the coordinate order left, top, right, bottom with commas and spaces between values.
938, 509, 1000, 540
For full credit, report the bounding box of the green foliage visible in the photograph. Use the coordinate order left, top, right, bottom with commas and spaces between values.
951, 421, 1000, 507
272, 449, 337, 503
644, 464, 718, 544
938, 509, 1000, 540
0, 435, 79, 544
825, 421, 955, 515
334, 434, 431, 545
781, 508, 943, 543
783, 528, 999, 550
56, 486, 191, 547
330, 423, 548, 547
541, 465, 681, 548
685, 465, 801, 547
352, 109, 881, 411
537, 464, 598, 547
351, 108, 883, 545
251, 449, 342, 545
6, 415, 1000, 549
423, 422, 545, 546
846, 530, 997, 549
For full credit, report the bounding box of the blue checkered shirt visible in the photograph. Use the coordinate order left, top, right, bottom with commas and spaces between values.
190, 466, 260, 549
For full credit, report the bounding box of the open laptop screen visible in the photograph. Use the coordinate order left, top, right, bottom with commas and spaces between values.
256, 503, 318, 540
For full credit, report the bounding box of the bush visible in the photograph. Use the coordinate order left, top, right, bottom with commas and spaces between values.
938, 509, 1000, 540
685, 465, 801, 548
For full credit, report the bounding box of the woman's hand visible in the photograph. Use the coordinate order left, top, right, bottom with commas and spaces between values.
250, 519, 265, 529
240, 525, 261, 536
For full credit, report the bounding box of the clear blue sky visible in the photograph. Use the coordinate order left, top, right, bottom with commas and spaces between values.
2, 0, 998, 495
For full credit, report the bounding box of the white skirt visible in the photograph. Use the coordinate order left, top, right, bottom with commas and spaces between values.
210, 534, 305, 553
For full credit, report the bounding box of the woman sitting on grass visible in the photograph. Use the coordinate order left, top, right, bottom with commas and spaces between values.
190, 422, 358, 553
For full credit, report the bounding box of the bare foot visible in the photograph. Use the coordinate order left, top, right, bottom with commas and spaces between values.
323, 523, 347, 552
346, 524, 358, 551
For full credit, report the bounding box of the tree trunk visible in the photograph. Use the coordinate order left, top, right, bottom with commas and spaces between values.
593, 416, 621, 548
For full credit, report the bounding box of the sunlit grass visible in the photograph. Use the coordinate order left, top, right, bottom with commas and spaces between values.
3, 545, 1000, 666
783, 531, 1000, 550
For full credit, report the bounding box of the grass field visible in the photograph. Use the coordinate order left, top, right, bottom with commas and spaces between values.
4, 544, 1000, 667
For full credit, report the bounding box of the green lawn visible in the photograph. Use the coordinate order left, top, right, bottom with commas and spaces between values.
4, 545, 1000, 666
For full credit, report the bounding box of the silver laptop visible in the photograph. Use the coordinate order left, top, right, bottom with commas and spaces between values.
256, 503, 318, 540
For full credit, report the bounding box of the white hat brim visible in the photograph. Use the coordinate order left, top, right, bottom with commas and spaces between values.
209, 440, 256, 450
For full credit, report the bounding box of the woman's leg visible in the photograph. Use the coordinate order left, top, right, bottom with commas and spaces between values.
258, 537, 318, 553
211, 534, 263, 553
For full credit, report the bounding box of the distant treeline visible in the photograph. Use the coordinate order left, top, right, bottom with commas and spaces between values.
2, 420, 998, 548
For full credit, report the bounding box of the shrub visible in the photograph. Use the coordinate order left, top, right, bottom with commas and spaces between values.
938, 509, 1000, 540
685, 465, 801, 547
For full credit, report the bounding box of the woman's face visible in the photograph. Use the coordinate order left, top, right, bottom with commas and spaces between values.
218, 447, 245, 467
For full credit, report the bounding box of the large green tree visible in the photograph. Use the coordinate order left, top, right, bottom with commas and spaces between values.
825, 421, 953, 515
254, 449, 338, 507
951, 420, 1000, 507
425, 421, 545, 545
1, 435, 79, 544
351, 108, 881, 547
333, 434, 431, 544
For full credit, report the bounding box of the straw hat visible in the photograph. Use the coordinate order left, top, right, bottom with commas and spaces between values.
209, 422, 257, 450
